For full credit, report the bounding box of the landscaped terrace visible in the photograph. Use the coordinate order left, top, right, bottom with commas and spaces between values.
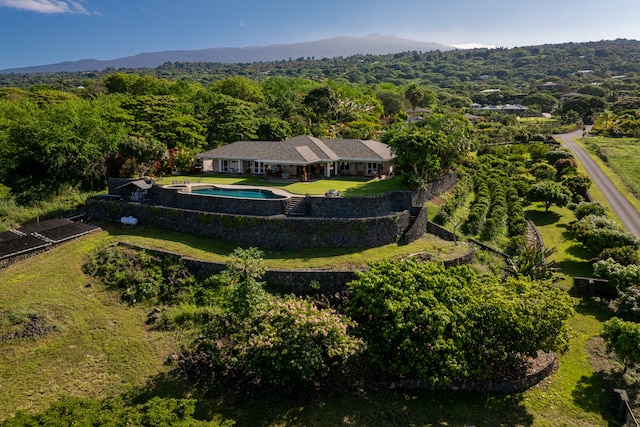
153, 174, 405, 197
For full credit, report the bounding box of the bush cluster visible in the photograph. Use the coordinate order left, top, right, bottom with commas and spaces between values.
461, 180, 490, 235
82, 244, 208, 305
189, 297, 365, 388
569, 215, 640, 254
593, 258, 640, 290
506, 187, 527, 238
573, 201, 606, 220
480, 179, 507, 240
432, 171, 472, 226
346, 260, 574, 384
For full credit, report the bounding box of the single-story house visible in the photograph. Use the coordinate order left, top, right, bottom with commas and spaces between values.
196, 135, 396, 180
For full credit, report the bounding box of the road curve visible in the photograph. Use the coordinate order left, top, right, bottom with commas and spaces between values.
554, 129, 640, 236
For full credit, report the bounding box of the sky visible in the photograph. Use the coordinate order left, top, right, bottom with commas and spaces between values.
1, 0, 640, 70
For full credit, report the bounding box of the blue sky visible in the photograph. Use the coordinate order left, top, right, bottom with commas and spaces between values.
1, 0, 640, 70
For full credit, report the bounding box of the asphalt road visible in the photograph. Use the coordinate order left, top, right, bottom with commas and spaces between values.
554, 129, 640, 236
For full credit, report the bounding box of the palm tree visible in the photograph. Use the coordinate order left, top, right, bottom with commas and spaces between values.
405, 84, 424, 116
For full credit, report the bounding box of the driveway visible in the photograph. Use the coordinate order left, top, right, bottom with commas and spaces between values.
554, 129, 640, 236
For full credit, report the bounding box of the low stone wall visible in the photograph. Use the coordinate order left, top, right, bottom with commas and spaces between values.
573, 276, 617, 299
87, 199, 411, 249
117, 242, 475, 294
427, 221, 459, 242
391, 353, 558, 393
153, 185, 287, 216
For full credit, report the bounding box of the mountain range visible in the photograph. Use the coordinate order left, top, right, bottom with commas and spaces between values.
0, 34, 452, 74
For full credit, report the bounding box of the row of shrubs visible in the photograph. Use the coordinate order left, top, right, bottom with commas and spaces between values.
461, 180, 491, 236
432, 171, 472, 226
569, 201, 640, 321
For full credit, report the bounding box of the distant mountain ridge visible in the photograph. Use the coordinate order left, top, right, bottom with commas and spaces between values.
1, 34, 453, 74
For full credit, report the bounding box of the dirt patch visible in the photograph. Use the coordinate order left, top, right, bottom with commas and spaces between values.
429, 195, 446, 206
585, 336, 619, 375
0, 315, 57, 341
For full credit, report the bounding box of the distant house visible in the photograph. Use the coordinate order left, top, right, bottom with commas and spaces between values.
560, 92, 581, 102
196, 135, 397, 180
406, 107, 431, 123
480, 104, 528, 114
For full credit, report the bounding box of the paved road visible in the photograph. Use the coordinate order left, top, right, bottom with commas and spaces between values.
554, 129, 640, 236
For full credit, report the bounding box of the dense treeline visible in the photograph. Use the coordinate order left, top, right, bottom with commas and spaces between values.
3, 39, 640, 94
3, 38, 640, 208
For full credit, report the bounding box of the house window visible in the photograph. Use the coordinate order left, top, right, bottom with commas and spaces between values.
221, 160, 229, 173
367, 162, 378, 176
339, 162, 350, 171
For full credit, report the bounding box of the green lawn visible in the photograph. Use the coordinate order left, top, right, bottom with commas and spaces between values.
0, 235, 187, 421
578, 136, 640, 213
103, 224, 472, 270
154, 174, 405, 197
522, 203, 612, 426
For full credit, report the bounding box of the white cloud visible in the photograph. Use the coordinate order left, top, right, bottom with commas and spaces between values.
0, 0, 90, 14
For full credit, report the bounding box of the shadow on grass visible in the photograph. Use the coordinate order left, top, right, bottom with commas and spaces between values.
127, 371, 535, 426
573, 297, 616, 324
556, 258, 594, 278
571, 373, 620, 426
525, 209, 562, 226
199, 389, 535, 427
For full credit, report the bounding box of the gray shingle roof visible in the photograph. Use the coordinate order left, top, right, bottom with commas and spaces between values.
196, 136, 395, 164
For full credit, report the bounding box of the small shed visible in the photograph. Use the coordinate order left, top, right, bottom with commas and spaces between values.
115, 179, 152, 201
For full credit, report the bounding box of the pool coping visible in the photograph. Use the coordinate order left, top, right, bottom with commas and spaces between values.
163, 183, 294, 199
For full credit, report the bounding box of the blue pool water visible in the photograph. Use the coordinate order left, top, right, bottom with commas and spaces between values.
191, 187, 286, 199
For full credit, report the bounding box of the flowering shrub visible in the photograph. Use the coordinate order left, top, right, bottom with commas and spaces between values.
594, 258, 640, 290
193, 297, 364, 388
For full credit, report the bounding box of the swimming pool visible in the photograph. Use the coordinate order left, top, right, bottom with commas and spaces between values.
191, 187, 286, 199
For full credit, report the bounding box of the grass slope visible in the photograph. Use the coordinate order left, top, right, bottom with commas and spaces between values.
523, 203, 612, 426
578, 136, 640, 213
0, 224, 614, 426
0, 235, 186, 421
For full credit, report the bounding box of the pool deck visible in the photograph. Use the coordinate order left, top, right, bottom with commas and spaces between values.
163, 183, 299, 199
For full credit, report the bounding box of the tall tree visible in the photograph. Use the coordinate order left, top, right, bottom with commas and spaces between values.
0, 94, 125, 202
382, 112, 475, 189
404, 83, 424, 114
192, 92, 259, 148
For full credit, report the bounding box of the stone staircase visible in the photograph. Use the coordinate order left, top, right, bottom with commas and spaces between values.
285, 195, 311, 216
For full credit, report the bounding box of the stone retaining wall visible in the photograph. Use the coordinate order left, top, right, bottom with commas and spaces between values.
87, 199, 411, 249
573, 276, 617, 299
117, 242, 475, 294
400, 207, 429, 245
427, 221, 459, 242
99, 172, 459, 249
